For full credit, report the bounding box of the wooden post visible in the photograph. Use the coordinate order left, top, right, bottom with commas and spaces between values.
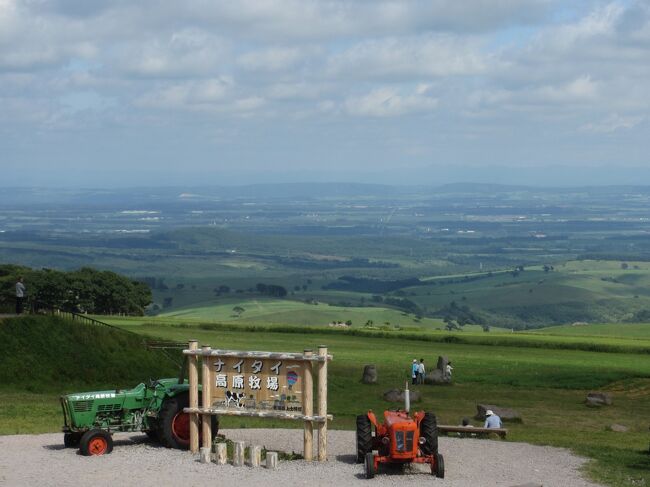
266, 451, 278, 470
200, 447, 211, 463
249, 445, 262, 467
215, 443, 228, 465
302, 349, 314, 461
188, 340, 199, 454
233, 441, 245, 466
317, 345, 328, 461
201, 345, 212, 451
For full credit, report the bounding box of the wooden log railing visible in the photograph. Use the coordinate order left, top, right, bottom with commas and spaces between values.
438, 425, 508, 439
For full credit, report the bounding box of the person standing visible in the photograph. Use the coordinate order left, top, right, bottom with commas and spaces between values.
446, 361, 454, 379
15, 277, 26, 315
417, 358, 426, 384
411, 359, 419, 385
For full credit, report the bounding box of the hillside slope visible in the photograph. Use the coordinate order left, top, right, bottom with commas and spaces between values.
0, 315, 176, 391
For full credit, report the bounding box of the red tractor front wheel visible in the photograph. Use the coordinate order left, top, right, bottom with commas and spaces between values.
79, 429, 114, 456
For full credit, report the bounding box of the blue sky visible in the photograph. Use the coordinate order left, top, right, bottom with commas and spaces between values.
1, 0, 649, 187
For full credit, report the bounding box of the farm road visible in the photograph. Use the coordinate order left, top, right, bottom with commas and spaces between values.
0, 429, 602, 487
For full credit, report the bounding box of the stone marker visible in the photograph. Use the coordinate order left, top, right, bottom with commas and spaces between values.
233, 441, 245, 466
383, 388, 421, 403
586, 392, 612, 407
215, 443, 228, 465
249, 445, 262, 467
200, 447, 211, 464
362, 364, 378, 384
609, 424, 629, 432
424, 356, 451, 385
266, 451, 279, 470
475, 404, 522, 423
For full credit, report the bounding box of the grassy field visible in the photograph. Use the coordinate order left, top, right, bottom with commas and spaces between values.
157, 298, 446, 328
2, 315, 650, 486
146, 259, 650, 330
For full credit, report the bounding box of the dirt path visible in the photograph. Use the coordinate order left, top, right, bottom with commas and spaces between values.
0, 429, 603, 487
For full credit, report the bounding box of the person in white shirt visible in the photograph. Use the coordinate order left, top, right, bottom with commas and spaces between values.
417, 358, 425, 384
15, 277, 26, 315
446, 361, 454, 379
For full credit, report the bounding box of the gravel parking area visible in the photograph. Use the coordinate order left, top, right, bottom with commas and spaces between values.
0, 429, 603, 487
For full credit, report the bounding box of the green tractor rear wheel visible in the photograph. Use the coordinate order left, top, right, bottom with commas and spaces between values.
158, 393, 219, 449
63, 432, 82, 448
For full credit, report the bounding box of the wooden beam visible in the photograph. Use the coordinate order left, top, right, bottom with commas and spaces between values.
183, 348, 333, 362
317, 345, 328, 462
438, 425, 508, 438
201, 345, 212, 450
302, 349, 314, 461
188, 340, 199, 454
184, 407, 332, 422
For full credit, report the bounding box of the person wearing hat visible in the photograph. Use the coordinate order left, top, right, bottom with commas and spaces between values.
484, 410, 502, 429
411, 359, 419, 384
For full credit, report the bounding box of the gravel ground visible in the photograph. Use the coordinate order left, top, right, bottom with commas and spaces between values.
0, 429, 603, 487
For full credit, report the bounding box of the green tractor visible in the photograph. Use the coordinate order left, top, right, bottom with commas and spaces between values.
61, 378, 218, 456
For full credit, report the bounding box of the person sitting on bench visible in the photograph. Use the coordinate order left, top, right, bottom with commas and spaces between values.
484, 410, 502, 429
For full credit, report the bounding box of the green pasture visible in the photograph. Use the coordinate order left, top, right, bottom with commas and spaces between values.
156, 298, 446, 328
527, 323, 650, 339
2, 315, 650, 485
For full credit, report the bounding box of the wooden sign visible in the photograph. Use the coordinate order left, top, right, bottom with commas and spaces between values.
183, 342, 332, 462
208, 357, 304, 413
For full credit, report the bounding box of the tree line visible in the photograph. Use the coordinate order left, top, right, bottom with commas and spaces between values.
0, 265, 152, 315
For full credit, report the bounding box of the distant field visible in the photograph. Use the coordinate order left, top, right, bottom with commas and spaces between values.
527, 322, 650, 339
145, 259, 650, 330
157, 298, 445, 328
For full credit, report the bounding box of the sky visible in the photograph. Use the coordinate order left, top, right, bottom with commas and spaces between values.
1, 0, 649, 187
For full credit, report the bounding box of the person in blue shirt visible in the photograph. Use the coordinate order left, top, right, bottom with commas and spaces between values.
484, 410, 502, 429
411, 359, 419, 384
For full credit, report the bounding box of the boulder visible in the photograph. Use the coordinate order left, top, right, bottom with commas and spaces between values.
475, 404, 522, 423
609, 424, 629, 433
436, 356, 449, 375
424, 369, 450, 385
361, 365, 378, 384
383, 389, 421, 403
424, 356, 452, 385
586, 392, 612, 406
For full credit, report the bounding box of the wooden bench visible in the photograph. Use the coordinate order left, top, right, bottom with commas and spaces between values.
438, 425, 508, 439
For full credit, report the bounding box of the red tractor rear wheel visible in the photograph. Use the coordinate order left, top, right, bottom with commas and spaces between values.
356, 414, 373, 463
79, 429, 113, 456
420, 412, 439, 455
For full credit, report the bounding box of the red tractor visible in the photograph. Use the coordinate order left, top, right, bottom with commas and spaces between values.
356, 408, 444, 479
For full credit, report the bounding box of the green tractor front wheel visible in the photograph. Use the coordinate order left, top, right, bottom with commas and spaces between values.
79, 429, 114, 456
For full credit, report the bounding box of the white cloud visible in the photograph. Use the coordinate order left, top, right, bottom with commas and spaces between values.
581, 113, 645, 133
328, 36, 488, 80
344, 86, 438, 117
237, 46, 316, 72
